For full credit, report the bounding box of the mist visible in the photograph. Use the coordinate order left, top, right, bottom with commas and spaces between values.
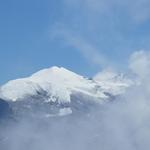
1, 50, 150, 150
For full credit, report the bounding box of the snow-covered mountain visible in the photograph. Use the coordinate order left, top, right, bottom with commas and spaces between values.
0, 66, 132, 118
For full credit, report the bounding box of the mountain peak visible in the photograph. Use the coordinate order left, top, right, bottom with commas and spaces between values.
30, 66, 83, 83
0, 66, 131, 105
31, 66, 70, 76
0, 66, 85, 102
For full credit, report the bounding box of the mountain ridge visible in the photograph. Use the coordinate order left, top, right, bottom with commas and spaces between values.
0, 66, 132, 117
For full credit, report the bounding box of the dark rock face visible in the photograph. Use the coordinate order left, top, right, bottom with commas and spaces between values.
0, 98, 12, 119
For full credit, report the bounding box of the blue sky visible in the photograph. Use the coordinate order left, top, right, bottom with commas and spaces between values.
0, 0, 150, 85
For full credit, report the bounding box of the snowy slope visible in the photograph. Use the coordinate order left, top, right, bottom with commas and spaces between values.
0, 66, 132, 117
0, 66, 132, 102
93, 69, 133, 96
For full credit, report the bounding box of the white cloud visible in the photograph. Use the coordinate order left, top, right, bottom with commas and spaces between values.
129, 50, 150, 79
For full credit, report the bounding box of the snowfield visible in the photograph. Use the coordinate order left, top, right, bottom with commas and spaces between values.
0, 66, 133, 117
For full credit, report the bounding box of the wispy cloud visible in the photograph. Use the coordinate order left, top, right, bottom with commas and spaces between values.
49, 0, 150, 71
129, 50, 150, 79
51, 26, 111, 68
64, 0, 150, 24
